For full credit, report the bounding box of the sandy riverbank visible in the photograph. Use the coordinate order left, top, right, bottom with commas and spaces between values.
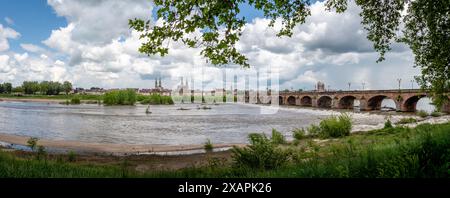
0, 133, 245, 156
0, 98, 67, 103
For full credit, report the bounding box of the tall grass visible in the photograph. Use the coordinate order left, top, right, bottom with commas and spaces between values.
1, 123, 449, 178
232, 133, 290, 170
318, 114, 352, 138
417, 110, 429, 118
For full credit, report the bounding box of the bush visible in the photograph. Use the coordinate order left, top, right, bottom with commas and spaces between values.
430, 111, 441, 117
103, 89, 136, 105
416, 110, 429, 118
204, 139, 213, 152
396, 117, 417, 124
70, 97, 81, 104
271, 129, 286, 145
307, 124, 321, 137
27, 137, 39, 151
232, 133, 290, 170
36, 145, 47, 161
318, 114, 352, 138
293, 128, 306, 140
67, 151, 77, 162
384, 119, 393, 129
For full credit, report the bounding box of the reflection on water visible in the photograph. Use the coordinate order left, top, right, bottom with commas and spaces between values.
0, 100, 436, 145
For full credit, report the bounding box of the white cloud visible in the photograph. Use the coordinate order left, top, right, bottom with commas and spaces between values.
0, 1, 419, 91
0, 24, 20, 52
20, 43, 48, 54
0, 55, 12, 73
47, 0, 153, 44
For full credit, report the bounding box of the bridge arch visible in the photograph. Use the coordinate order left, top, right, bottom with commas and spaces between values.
317, 96, 332, 108
300, 96, 312, 106
367, 95, 397, 110
278, 96, 284, 105
338, 95, 357, 109
402, 94, 427, 112
287, 96, 297, 105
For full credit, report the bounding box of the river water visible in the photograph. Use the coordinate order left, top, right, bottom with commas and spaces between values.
0, 99, 437, 145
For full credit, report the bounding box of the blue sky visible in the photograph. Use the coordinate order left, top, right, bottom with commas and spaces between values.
0, 0, 418, 90
0, 0, 66, 52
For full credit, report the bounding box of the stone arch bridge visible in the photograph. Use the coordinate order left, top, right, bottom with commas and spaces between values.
266, 89, 450, 113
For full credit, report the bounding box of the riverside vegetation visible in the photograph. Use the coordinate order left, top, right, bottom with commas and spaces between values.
0, 113, 448, 178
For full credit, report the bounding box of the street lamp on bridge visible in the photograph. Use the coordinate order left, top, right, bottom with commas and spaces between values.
362, 82, 366, 90
397, 78, 402, 91
348, 82, 351, 91
410, 79, 414, 89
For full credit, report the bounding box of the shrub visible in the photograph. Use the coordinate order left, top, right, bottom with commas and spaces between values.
416, 110, 429, 118
67, 151, 77, 162
293, 128, 306, 140
232, 133, 290, 170
27, 137, 39, 151
70, 97, 81, 104
271, 129, 286, 145
36, 145, 47, 161
384, 119, 393, 129
204, 139, 213, 152
318, 114, 352, 138
430, 111, 441, 117
307, 124, 321, 137
396, 117, 417, 124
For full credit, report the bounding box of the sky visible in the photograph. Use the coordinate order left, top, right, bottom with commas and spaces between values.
0, 0, 420, 91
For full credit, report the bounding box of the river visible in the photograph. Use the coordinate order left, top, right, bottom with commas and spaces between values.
0, 99, 438, 146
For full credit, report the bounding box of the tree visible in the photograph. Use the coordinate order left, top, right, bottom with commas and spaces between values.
22, 81, 39, 95
3, 83, 12, 94
39, 81, 49, 95
62, 81, 73, 95
130, 0, 450, 109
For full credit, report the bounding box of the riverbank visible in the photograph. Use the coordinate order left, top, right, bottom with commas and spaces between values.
0, 133, 245, 155
1, 122, 449, 178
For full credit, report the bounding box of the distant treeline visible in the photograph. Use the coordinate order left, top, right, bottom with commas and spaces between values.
1, 81, 73, 95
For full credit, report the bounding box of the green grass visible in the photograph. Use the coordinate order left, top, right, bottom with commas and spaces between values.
293, 128, 306, 140
396, 117, 417, 124
204, 139, 213, 152
431, 111, 442, 117
1, 122, 449, 178
318, 114, 352, 138
0, 93, 103, 101
417, 110, 429, 118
